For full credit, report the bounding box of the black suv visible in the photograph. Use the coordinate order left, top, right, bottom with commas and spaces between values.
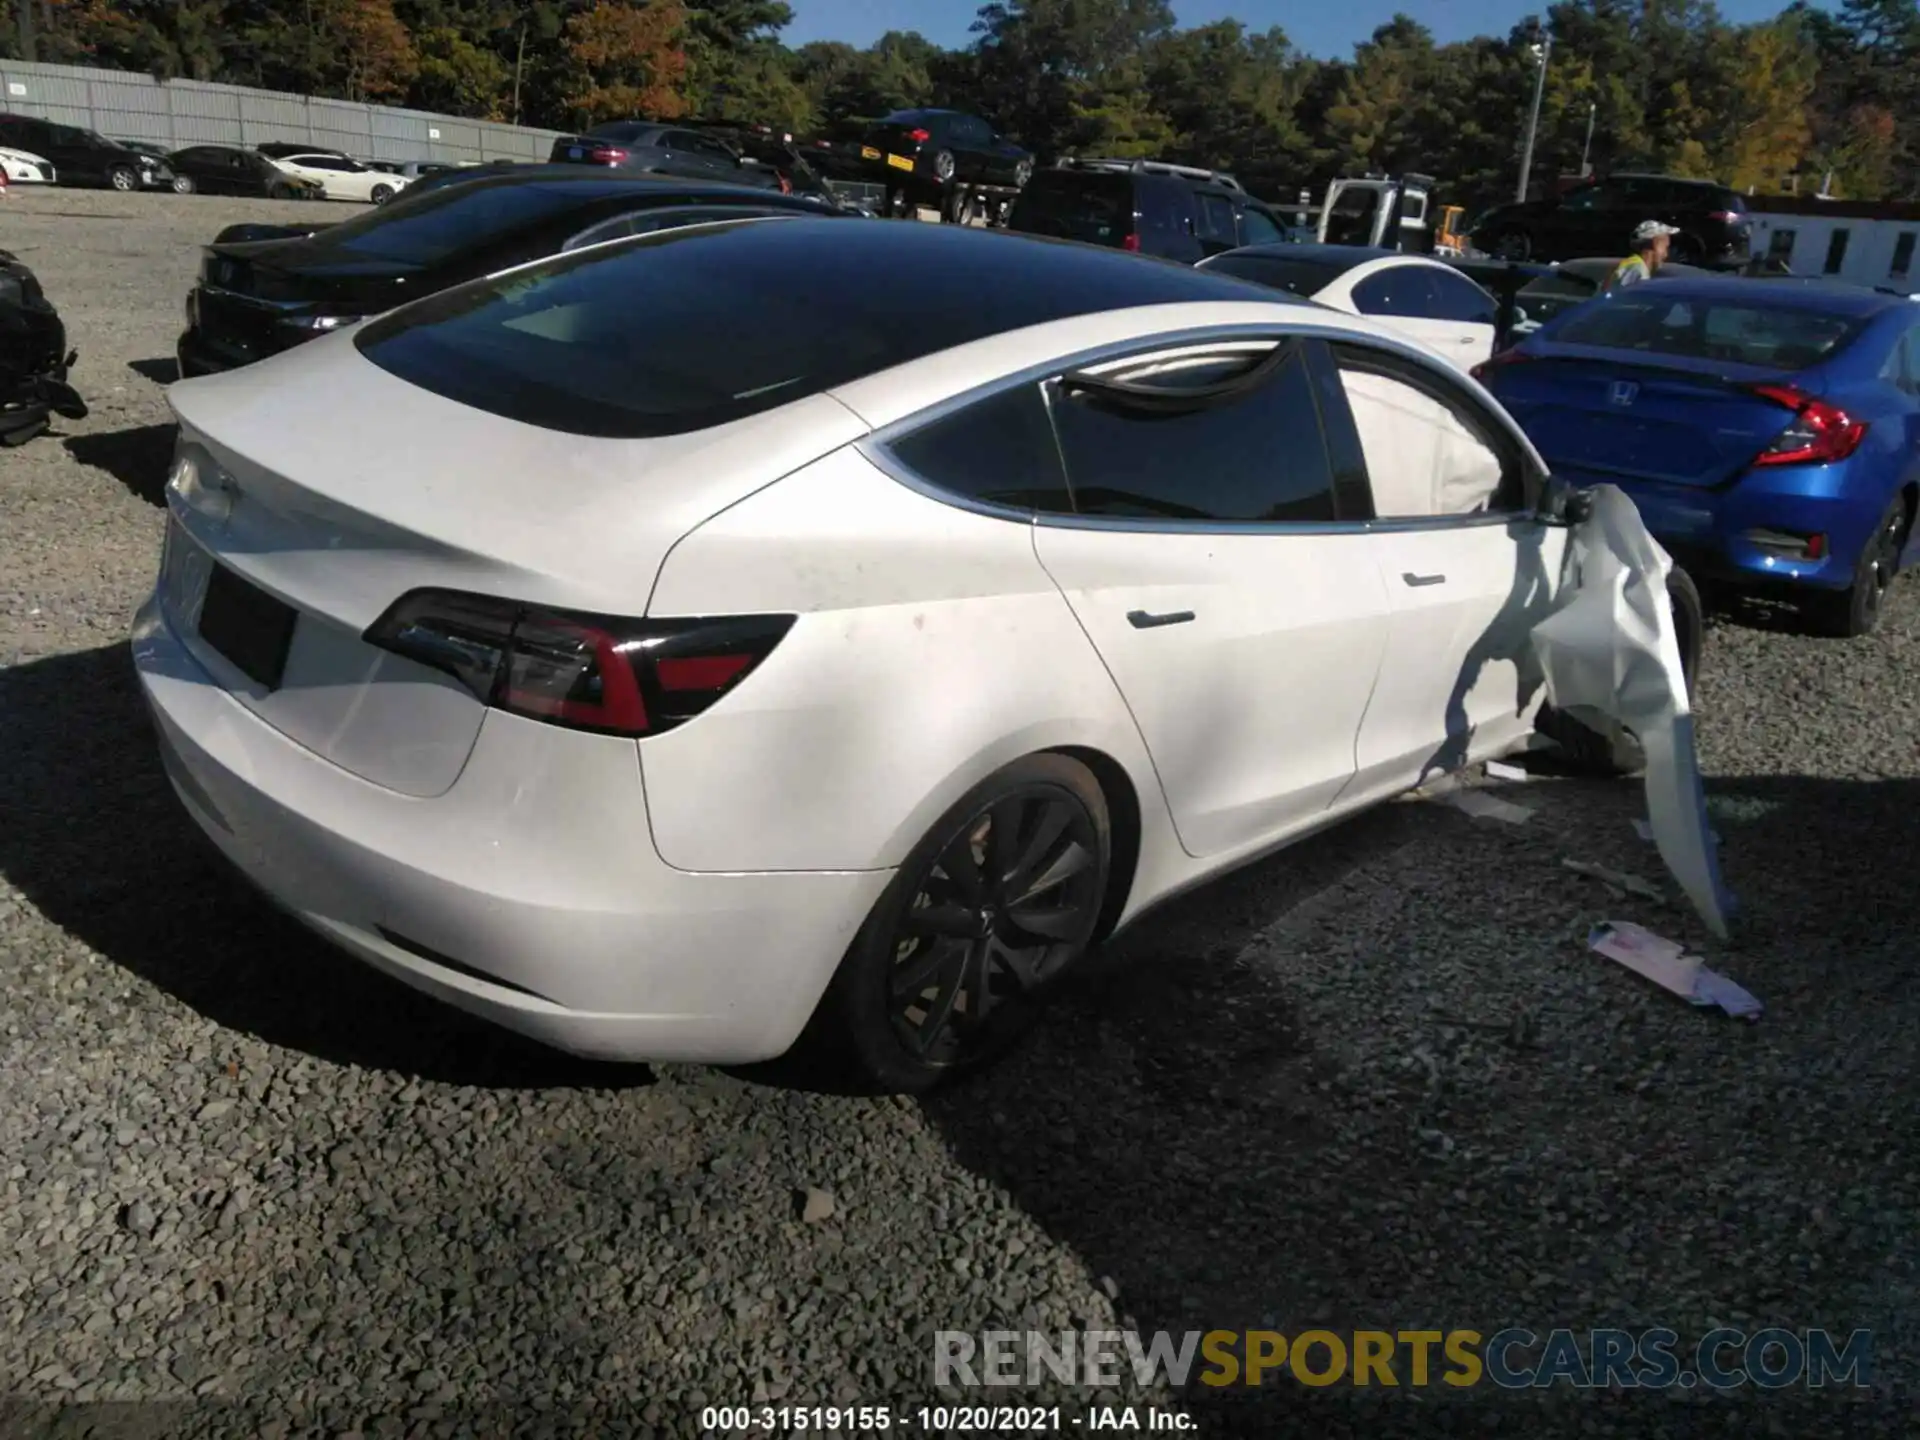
1007, 158, 1292, 263
178, 170, 843, 378
0, 114, 174, 191
1468, 173, 1751, 267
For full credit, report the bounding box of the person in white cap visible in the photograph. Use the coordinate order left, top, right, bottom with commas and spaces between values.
1603, 220, 1681, 292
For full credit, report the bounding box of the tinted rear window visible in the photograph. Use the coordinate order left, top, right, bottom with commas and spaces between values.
1551, 292, 1866, 369
1202, 252, 1351, 297
1008, 173, 1131, 244
300, 180, 648, 267
355, 217, 1285, 437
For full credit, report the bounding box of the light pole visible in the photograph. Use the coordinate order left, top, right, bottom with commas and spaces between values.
1515, 32, 1552, 203
1580, 101, 1597, 177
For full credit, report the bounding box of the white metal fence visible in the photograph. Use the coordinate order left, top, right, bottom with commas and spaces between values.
0, 59, 569, 164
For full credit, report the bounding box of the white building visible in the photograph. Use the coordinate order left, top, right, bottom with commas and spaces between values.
1744, 194, 1920, 295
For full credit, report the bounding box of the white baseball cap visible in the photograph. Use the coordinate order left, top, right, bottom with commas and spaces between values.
1633, 220, 1681, 243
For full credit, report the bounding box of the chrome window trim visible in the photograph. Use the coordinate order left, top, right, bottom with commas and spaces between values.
856, 320, 1551, 537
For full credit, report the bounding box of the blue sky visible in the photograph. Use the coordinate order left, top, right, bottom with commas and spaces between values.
782, 0, 1810, 58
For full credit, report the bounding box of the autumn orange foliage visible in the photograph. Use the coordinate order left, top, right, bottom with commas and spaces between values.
565, 0, 692, 125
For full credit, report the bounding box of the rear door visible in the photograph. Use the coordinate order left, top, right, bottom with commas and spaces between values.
1325, 340, 1568, 800
1029, 335, 1391, 859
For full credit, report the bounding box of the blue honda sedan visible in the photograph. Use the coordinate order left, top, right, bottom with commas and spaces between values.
1476, 277, 1920, 635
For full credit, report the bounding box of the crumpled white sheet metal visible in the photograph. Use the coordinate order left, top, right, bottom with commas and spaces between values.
1530, 484, 1735, 938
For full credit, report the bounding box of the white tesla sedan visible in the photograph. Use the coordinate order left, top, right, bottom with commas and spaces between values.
1198, 243, 1500, 370
269, 152, 409, 204
133, 217, 1680, 1092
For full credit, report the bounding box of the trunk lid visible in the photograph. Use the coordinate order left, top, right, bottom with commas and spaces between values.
161, 334, 867, 796
1487, 348, 1820, 489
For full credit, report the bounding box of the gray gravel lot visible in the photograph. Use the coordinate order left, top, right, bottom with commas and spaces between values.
1, 185, 1917, 1438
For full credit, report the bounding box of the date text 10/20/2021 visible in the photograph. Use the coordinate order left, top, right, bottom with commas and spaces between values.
699, 1406, 1194, 1432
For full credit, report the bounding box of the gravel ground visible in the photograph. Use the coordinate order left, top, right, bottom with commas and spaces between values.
1, 185, 1917, 1438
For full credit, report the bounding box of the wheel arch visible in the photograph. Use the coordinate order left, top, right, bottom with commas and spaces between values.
1048, 744, 1142, 944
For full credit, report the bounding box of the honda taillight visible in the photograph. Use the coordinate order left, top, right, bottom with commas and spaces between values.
364, 590, 793, 738
908, 128, 931, 143
587, 146, 628, 165
1747, 384, 1868, 466
1707, 210, 1740, 224
1121, 232, 1140, 252
1470, 348, 1536, 382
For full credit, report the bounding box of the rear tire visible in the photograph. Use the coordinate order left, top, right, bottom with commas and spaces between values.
107, 165, 137, 193
171, 175, 195, 195
1669, 232, 1705, 266
1536, 565, 1704, 776
370, 183, 395, 204
931, 149, 956, 184
1806, 493, 1910, 638
801, 754, 1112, 1094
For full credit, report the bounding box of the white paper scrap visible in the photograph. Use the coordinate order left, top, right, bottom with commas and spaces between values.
1485, 760, 1532, 783
1588, 921, 1763, 1019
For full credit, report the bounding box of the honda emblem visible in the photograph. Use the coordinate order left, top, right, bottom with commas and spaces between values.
1609, 380, 1639, 407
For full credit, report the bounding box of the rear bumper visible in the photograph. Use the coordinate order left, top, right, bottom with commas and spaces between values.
130, 595, 891, 1064
1558, 463, 1889, 590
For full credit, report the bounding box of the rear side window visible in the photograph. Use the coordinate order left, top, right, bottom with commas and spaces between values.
1352, 267, 1442, 318
1009, 174, 1132, 245
1426, 270, 1499, 325
1048, 343, 1338, 523
1552, 294, 1865, 369
885, 385, 1072, 513
1195, 192, 1238, 245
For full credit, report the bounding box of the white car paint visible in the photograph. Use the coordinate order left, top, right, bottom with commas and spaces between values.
1306, 254, 1498, 369
128, 223, 1681, 1074
270, 153, 410, 203
0, 146, 55, 183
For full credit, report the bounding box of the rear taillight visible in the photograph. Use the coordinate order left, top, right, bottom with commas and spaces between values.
364, 590, 794, 738
586, 146, 628, 165
1707, 210, 1740, 224
1121, 232, 1140, 252
1470, 348, 1535, 382
908, 128, 931, 143
1747, 383, 1868, 466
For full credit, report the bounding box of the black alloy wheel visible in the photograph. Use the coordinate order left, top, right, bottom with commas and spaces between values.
1491, 228, 1531, 261
809, 754, 1111, 1092
1811, 493, 1910, 637
370, 182, 396, 204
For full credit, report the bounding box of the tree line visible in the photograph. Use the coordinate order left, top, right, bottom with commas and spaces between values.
6, 0, 1920, 207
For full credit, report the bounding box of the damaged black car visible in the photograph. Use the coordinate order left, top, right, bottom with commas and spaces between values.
0, 248, 84, 446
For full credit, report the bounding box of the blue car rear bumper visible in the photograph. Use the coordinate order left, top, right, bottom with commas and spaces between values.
1548, 459, 1907, 592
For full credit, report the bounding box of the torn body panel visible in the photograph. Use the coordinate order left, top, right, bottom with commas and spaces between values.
1531, 483, 1735, 937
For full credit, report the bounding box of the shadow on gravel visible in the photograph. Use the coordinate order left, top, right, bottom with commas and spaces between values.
0, 643, 650, 1091
63, 422, 177, 506
923, 771, 1920, 1435
127, 357, 180, 385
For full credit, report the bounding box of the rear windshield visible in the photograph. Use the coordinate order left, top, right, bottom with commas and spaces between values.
1550, 292, 1865, 369
354, 216, 1282, 437
296, 180, 630, 267
1201, 252, 1351, 297
1008, 174, 1131, 244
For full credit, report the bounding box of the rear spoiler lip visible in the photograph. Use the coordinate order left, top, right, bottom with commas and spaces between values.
1512, 341, 1828, 395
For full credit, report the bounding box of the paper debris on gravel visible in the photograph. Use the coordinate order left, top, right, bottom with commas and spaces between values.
1588, 921, 1762, 1019
1529, 483, 1734, 938
1484, 759, 1533, 783
1445, 788, 1533, 824
1563, 857, 1665, 901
